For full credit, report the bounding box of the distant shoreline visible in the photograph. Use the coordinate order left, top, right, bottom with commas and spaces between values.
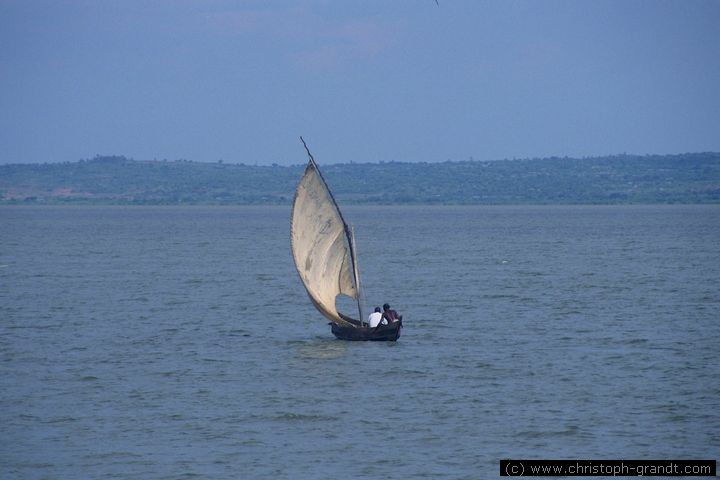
2, 153, 719, 205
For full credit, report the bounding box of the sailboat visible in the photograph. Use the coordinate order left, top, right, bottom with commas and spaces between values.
290, 138, 402, 341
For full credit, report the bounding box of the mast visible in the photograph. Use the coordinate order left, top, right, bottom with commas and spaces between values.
350, 225, 364, 325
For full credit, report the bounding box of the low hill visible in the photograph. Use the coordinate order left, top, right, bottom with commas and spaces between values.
1, 153, 719, 204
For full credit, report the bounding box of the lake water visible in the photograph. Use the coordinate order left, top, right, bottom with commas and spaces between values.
1, 205, 719, 479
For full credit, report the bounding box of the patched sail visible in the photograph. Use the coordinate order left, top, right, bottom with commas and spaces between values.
291, 155, 360, 326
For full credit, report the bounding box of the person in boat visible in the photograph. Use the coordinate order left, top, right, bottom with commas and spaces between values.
382, 303, 400, 323
367, 307, 384, 328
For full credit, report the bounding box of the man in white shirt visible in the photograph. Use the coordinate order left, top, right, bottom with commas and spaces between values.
367, 306, 385, 328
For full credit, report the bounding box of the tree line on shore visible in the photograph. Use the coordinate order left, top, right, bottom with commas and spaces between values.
1, 152, 718, 205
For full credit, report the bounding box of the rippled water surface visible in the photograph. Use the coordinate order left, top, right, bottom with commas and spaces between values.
1, 205, 719, 479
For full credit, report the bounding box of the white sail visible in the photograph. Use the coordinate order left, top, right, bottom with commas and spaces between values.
290, 158, 359, 326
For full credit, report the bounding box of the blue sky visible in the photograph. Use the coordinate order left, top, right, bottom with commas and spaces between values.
1, 0, 718, 165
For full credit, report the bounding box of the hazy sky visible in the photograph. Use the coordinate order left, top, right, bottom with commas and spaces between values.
1, 0, 718, 165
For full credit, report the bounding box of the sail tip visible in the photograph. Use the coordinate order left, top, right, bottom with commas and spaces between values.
299, 137, 316, 166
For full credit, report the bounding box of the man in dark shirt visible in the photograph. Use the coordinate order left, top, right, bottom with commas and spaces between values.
382, 303, 400, 323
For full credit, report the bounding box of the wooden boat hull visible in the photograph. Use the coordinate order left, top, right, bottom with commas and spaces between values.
330, 320, 402, 341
